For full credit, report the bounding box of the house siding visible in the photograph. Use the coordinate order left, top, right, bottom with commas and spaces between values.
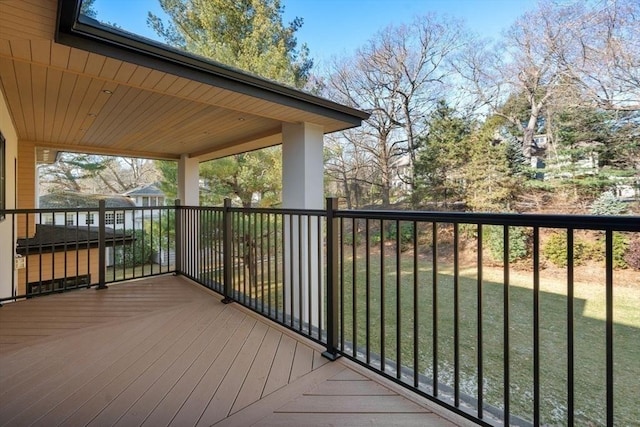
17, 248, 100, 296
0, 85, 19, 298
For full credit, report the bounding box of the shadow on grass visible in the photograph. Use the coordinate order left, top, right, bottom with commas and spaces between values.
338, 254, 639, 426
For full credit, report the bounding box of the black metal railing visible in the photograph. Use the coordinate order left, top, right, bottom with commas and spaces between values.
2, 198, 638, 426
177, 203, 327, 344
329, 207, 640, 427
0, 201, 176, 301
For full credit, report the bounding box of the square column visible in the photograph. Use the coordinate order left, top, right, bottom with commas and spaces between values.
282, 122, 324, 209
178, 154, 199, 206
281, 122, 324, 333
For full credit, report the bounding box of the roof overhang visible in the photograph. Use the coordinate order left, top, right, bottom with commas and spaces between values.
0, 0, 368, 162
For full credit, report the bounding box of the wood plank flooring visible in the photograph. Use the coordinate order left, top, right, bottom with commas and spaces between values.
0, 275, 459, 426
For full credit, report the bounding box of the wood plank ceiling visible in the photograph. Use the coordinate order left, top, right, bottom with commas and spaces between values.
0, 0, 364, 162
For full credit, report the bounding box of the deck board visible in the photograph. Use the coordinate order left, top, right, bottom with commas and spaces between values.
0, 275, 460, 427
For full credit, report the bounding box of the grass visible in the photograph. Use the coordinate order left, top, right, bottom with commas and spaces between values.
337, 245, 640, 426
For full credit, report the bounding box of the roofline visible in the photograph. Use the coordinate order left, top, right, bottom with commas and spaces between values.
56, 0, 369, 128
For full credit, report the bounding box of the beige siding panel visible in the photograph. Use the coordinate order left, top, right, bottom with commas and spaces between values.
83, 52, 106, 77
0, 56, 27, 137
81, 86, 129, 145
66, 78, 105, 143
139, 69, 165, 90
30, 64, 47, 141
125, 66, 152, 87
59, 75, 93, 142
24, 249, 99, 286
152, 73, 179, 92
9, 39, 31, 62
67, 47, 89, 73
163, 76, 191, 97
49, 43, 70, 70
29, 40, 51, 65
12, 61, 35, 140
0, 40, 11, 57
42, 68, 63, 142
99, 57, 123, 81
50, 72, 76, 143
113, 61, 137, 84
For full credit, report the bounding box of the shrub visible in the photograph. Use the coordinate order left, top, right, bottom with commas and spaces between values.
386, 222, 415, 251
543, 232, 592, 267
484, 225, 531, 263
115, 229, 154, 267
590, 191, 626, 215
612, 233, 629, 269
624, 238, 640, 270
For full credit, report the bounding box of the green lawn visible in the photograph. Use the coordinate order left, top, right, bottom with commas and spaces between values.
338, 247, 639, 426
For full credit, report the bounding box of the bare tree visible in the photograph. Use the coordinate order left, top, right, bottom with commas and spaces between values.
40, 154, 160, 195
455, 0, 639, 159
325, 15, 462, 206
561, 0, 640, 111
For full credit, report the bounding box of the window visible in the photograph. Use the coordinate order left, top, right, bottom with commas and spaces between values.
42, 213, 54, 225
66, 213, 75, 226
27, 274, 91, 296
142, 196, 149, 206
105, 213, 115, 225
0, 132, 5, 220
116, 212, 125, 224
85, 213, 95, 225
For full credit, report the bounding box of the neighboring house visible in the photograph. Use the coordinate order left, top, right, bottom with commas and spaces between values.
38, 192, 137, 229
123, 184, 166, 226
37, 192, 138, 270
16, 224, 133, 295
124, 184, 166, 208
390, 154, 412, 194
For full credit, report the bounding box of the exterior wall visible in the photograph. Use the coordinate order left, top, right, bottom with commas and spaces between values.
17, 139, 36, 236
17, 248, 100, 296
0, 85, 19, 299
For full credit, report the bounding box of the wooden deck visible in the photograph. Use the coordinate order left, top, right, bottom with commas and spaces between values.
0, 275, 462, 427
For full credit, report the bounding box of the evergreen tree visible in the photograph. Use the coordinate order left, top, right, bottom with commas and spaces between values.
414, 101, 471, 207
148, 0, 312, 87
464, 118, 522, 212
149, 0, 310, 206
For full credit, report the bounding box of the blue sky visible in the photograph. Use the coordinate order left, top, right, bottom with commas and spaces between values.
92, 0, 537, 64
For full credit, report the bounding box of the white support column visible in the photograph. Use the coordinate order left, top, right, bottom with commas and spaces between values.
177, 154, 200, 206
282, 122, 324, 209
177, 154, 200, 278
281, 122, 324, 332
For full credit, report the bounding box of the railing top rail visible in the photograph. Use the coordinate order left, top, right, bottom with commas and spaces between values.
335, 209, 640, 231
1, 206, 176, 215
178, 205, 326, 216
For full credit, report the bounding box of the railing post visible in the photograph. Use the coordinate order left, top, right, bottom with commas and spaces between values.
97, 200, 107, 289
174, 199, 181, 275
221, 198, 233, 304
322, 197, 340, 360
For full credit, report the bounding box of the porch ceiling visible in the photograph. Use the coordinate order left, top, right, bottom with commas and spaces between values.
0, 0, 367, 162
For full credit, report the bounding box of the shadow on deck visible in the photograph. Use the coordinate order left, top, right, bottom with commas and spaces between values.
0, 275, 462, 426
